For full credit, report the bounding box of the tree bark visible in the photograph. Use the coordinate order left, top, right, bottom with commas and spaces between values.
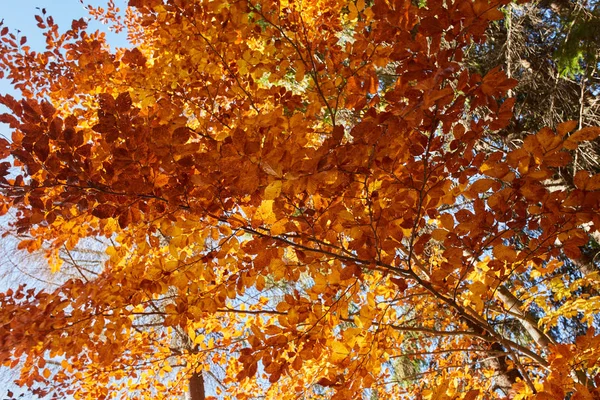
189, 371, 206, 400
496, 285, 554, 348
488, 342, 523, 395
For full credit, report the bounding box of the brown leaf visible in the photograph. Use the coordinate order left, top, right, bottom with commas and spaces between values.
33, 136, 50, 162
564, 127, 600, 150
390, 277, 408, 292
0, 138, 10, 158
92, 204, 117, 219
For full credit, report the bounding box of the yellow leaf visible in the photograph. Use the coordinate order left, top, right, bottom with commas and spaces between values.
264, 180, 282, 200
271, 218, 288, 235
50, 257, 63, 273
154, 174, 170, 188
359, 304, 376, 328
338, 209, 354, 221
313, 273, 328, 293
169, 242, 180, 259
270, 258, 286, 280
255, 200, 277, 224
186, 327, 196, 342
468, 281, 487, 312
328, 268, 341, 285
430, 379, 450, 400
330, 340, 350, 362
287, 307, 299, 325
294, 60, 305, 82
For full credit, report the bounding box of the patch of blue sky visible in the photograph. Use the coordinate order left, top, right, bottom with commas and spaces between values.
0, 0, 129, 136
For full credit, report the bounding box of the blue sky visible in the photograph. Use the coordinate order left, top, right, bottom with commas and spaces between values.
1, 0, 128, 47
0, 0, 129, 177
0, 0, 128, 94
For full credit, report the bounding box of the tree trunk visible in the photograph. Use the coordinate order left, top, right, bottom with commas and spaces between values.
496, 285, 554, 348
189, 371, 206, 400
488, 342, 523, 395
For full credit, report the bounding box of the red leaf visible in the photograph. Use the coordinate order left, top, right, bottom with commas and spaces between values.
390, 277, 408, 292
33, 136, 50, 162
92, 204, 117, 219
0, 138, 10, 158
115, 92, 132, 113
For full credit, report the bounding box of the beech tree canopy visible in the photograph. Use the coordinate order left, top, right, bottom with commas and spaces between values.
0, 0, 600, 399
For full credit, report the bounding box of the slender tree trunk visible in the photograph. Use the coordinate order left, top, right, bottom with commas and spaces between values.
496, 285, 598, 388
496, 285, 554, 348
189, 371, 206, 400
505, 4, 513, 99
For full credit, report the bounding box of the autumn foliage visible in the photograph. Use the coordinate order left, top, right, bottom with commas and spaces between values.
1, 0, 600, 399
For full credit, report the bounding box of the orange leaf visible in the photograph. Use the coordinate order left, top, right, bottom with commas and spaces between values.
564, 127, 600, 150
493, 244, 517, 263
